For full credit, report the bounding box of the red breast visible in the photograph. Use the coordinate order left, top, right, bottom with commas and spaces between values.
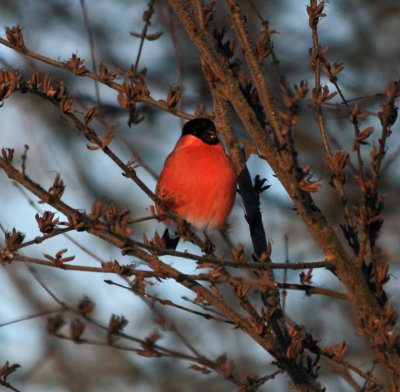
156, 126, 237, 231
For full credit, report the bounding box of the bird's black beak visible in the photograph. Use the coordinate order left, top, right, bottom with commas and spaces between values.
202, 129, 219, 145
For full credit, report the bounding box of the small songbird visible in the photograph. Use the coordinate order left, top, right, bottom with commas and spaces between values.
156, 118, 237, 233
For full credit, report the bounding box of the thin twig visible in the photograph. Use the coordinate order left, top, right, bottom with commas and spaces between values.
0, 36, 194, 120
282, 235, 289, 313
167, 4, 184, 116
27, 266, 67, 308
321, 352, 390, 392
0, 309, 62, 328
80, 0, 100, 103
132, 0, 156, 73
105, 279, 235, 325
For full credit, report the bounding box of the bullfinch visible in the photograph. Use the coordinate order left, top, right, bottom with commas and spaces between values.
156, 118, 237, 233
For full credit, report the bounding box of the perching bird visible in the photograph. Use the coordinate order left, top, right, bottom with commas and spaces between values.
156, 118, 237, 235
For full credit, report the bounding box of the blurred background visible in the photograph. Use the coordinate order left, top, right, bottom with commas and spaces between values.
0, 0, 400, 390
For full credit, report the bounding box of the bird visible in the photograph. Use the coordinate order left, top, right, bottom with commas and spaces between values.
156, 117, 237, 239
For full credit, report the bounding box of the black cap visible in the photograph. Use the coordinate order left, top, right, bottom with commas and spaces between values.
182, 118, 219, 145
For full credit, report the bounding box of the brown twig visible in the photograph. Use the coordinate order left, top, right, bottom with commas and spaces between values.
79, 0, 100, 103
105, 279, 235, 324
132, 0, 157, 73
321, 352, 390, 392
227, 0, 285, 148
0, 36, 194, 120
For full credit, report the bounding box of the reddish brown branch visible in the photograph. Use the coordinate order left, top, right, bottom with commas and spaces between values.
0, 36, 193, 119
